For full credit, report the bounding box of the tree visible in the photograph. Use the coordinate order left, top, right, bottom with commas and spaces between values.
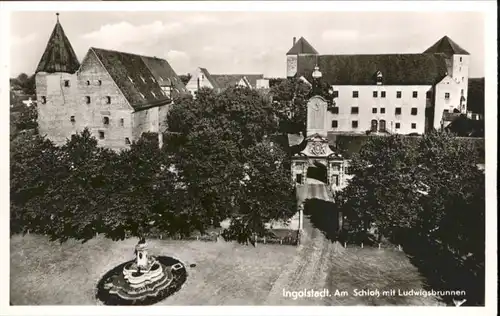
178, 74, 192, 86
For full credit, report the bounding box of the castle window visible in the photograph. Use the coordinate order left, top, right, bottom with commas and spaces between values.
395, 122, 401, 129
330, 107, 339, 114
380, 108, 386, 114
411, 108, 418, 115
120, 118, 124, 127
332, 90, 339, 98
352, 91, 359, 98
370, 119, 378, 132
103, 116, 110, 125
86, 80, 90, 85
70, 116, 75, 123
125, 138, 131, 145
97, 80, 102, 86
426, 91, 432, 99
64, 80, 70, 87
331, 120, 338, 128
85, 96, 91, 104
411, 123, 416, 129
460, 57, 462, 62
296, 174, 303, 184
99, 131, 105, 139
351, 107, 359, 114
412, 91, 418, 98
105, 96, 111, 104
351, 120, 358, 128
379, 120, 386, 132
396, 91, 402, 98
395, 107, 402, 115
372, 108, 377, 114
373, 91, 378, 98
41, 96, 47, 104
381, 91, 386, 98
445, 93, 450, 100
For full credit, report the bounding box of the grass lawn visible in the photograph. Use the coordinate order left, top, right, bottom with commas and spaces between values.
10, 234, 298, 305
10, 233, 443, 306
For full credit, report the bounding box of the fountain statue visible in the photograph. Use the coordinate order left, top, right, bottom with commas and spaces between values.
102, 238, 180, 301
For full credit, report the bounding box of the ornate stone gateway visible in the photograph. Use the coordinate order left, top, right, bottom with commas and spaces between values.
291, 96, 347, 192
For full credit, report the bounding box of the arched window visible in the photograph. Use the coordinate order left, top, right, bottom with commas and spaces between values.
379, 119, 386, 132
371, 120, 378, 132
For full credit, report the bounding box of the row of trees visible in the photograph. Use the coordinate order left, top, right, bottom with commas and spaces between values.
11, 86, 297, 243
337, 131, 485, 305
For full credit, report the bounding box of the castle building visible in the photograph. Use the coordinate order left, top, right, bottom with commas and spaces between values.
35, 14, 187, 150
286, 36, 471, 135
185, 67, 268, 98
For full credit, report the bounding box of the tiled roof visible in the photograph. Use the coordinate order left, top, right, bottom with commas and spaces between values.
297, 53, 449, 85
211, 75, 246, 90
287, 37, 319, 55
35, 18, 80, 74
424, 35, 470, 56
243, 74, 265, 88
90, 47, 187, 111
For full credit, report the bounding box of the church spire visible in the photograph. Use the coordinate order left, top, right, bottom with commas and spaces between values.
35, 13, 80, 74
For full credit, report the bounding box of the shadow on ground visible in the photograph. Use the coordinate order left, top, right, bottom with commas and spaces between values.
402, 237, 485, 306
303, 198, 340, 242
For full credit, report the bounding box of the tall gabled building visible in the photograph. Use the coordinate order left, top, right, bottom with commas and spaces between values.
35, 14, 187, 150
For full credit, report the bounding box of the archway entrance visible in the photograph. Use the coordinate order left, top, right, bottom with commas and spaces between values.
306, 160, 328, 183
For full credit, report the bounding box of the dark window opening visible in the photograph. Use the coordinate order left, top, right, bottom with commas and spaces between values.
125, 138, 131, 145
372, 108, 377, 114
41, 96, 47, 104
380, 108, 385, 114
445, 92, 450, 100
379, 119, 386, 132
85, 96, 91, 104
412, 91, 418, 98
370, 119, 378, 132
373, 91, 378, 98
444, 109, 449, 113
103, 116, 110, 125
396, 91, 402, 98
70, 116, 75, 123
332, 90, 339, 98
120, 118, 124, 127
395, 107, 402, 115
331, 120, 338, 128
64, 80, 70, 87
352, 121, 358, 128
97, 80, 102, 86
331, 175, 339, 186
99, 131, 105, 139
105, 96, 111, 104
86, 80, 90, 85
426, 91, 432, 99
411, 123, 416, 129
411, 108, 418, 115
330, 107, 339, 114
395, 122, 401, 129
352, 91, 359, 98
351, 107, 359, 114
296, 174, 303, 184
381, 91, 386, 98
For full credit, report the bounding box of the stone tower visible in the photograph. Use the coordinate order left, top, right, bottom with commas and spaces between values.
286, 36, 319, 78
35, 13, 81, 144
424, 35, 471, 113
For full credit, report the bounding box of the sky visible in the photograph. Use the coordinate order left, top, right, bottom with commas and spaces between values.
10, 11, 485, 78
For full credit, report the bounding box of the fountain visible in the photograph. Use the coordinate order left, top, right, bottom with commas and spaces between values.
96, 238, 187, 305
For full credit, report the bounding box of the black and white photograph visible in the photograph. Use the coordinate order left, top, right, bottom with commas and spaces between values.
1, 1, 497, 315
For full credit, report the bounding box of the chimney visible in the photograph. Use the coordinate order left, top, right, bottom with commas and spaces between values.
293, 37, 296, 46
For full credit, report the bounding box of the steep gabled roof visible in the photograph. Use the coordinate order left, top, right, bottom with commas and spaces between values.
199, 67, 220, 90
141, 56, 189, 96
297, 53, 449, 85
35, 15, 80, 74
424, 36, 470, 56
210, 74, 264, 89
286, 37, 319, 55
243, 74, 265, 88
90, 47, 184, 111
